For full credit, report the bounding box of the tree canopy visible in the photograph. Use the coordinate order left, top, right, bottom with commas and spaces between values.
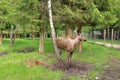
0, 0, 120, 34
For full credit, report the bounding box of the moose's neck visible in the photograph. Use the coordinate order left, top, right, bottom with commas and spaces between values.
72, 36, 80, 46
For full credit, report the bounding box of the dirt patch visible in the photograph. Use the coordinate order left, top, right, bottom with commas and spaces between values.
43, 54, 93, 79
0, 52, 8, 57
18, 47, 35, 53
46, 61, 93, 79
101, 57, 120, 80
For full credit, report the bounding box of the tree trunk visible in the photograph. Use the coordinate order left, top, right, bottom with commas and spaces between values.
10, 25, 14, 45
117, 31, 120, 40
14, 24, 19, 40
107, 26, 110, 39
45, 32, 48, 38
2, 34, 4, 39
0, 30, 2, 45
66, 26, 72, 36
14, 32, 17, 40
91, 26, 94, 38
56, 33, 59, 38
104, 29, 106, 46
0, 21, 3, 45
44, 28, 46, 38
31, 33, 35, 40
24, 33, 27, 38
111, 29, 114, 47
93, 27, 96, 43
39, 26, 45, 53
78, 26, 82, 53
114, 31, 116, 40
7, 33, 9, 38
48, 0, 61, 60
17, 34, 20, 38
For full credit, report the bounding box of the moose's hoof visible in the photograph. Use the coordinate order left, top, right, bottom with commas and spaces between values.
66, 64, 71, 70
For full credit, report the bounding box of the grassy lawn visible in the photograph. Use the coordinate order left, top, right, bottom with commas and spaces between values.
0, 38, 120, 80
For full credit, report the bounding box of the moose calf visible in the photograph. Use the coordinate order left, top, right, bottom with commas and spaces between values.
56, 31, 86, 69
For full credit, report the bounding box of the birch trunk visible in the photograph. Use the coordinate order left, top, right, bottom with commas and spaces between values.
48, 0, 61, 60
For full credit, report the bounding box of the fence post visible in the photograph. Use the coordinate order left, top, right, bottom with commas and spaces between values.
104, 29, 106, 46
111, 29, 114, 47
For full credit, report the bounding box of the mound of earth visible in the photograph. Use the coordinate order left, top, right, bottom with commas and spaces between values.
18, 47, 35, 53
0, 52, 8, 57
46, 61, 93, 78
101, 57, 120, 80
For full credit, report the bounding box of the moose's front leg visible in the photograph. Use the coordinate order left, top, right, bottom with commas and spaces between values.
69, 51, 73, 65
66, 52, 71, 69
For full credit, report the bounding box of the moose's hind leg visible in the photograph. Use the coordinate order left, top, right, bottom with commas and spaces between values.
57, 49, 64, 68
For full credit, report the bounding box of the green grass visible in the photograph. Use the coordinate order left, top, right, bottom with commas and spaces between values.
0, 38, 120, 80
0, 38, 63, 80
0, 38, 54, 53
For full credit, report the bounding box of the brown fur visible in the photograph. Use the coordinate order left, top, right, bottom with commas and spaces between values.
27, 60, 44, 67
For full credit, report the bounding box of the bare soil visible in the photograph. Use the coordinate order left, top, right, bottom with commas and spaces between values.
46, 61, 93, 79
0, 52, 8, 57
18, 47, 35, 53
101, 57, 120, 80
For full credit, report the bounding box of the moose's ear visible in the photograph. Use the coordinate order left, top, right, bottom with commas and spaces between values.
74, 30, 78, 35
74, 30, 77, 33
79, 33, 82, 37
